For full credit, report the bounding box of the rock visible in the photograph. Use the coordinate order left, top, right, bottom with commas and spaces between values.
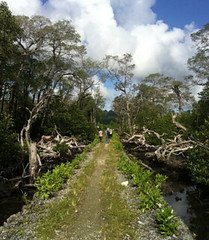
121, 181, 129, 186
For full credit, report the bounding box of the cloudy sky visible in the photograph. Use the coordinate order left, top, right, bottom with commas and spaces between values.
3, 0, 209, 109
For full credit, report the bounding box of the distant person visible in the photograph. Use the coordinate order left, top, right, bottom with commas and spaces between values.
109, 128, 113, 139
98, 129, 103, 142
105, 128, 110, 144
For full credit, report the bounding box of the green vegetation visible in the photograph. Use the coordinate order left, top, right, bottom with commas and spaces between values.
53, 142, 69, 156
100, 136, 137, 239
35, 139, 100, 239
35, 163, 73, 200
0, 5, 209, 240
117, 153, 165, 211
118, 154, 179, 236
113, 134, 179, 237
1, 2, 209, 191
43, 99, 97, 141
0, 2, 104, 178
155, 204, 179, 237
35, 156, 96, 240
187, 146, 209, 185
35, 138, 98, 200
0, 114, 21, 172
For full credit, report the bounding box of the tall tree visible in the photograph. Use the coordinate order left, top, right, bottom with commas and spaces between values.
142, 73, 194, 112
73, 49, 103, 114
15, 16, 83, 103
11, 16, 85, 130
0, 2, 20, 114
104, 53, 138, 134
187, 23, 209, 122
188, 23, 209, 86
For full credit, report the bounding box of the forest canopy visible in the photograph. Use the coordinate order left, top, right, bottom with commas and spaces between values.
0, 2, 209, 186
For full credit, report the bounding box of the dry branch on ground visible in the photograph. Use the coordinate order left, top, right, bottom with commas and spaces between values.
123, 127, 194, 162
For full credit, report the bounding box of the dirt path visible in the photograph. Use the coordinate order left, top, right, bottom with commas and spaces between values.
50, 143, 114, 240
51, 141, 139, 240
0, 140, 194, 240
66, 144, 107, 239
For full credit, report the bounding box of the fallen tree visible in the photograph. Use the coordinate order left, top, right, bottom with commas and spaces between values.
20, 93, 86, 184
123, 129, 194, 162
37, 132, 85, 161
20, 92, 52, 183
122, 114, 196, 164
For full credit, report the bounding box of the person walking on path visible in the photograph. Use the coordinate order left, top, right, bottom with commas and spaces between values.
98, 129, 103, 143
105, 128, 110, 144
109, 128, 113, 139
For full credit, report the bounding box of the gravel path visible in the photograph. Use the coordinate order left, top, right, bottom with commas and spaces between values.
58, 145, 107, 240
0, 142, 194, 240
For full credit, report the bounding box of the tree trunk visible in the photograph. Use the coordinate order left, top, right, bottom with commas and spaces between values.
20, 92, 52, 182
29, 142, 40, 183
126, 99, 133, 135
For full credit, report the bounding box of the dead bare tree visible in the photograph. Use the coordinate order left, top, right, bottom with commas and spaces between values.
20, 92, 52, 183
123, 121, 194, 163
20, 92, 87, 184
172, 113, 187, 132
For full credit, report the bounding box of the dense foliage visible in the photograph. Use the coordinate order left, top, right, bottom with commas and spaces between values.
110, 23, 209, 186
114, 136, 179, 237
35, 138, 98, 200
1, 1, 209, 189
0, 3, 103, 176
0, 114, 21, 175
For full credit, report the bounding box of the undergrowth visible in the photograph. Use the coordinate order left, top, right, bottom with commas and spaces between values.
113, 134, 179, 237
35, 137, 99, 200
100, 137, 136, 239
35, 138, 101, 239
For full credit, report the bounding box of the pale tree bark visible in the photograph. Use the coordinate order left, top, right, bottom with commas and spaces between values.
20, 92, 52, 183
172, 113, 187, 131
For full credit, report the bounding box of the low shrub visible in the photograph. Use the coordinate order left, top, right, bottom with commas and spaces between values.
53, 142, 69, 156
35, 137, 98, 200
187, 146, 209, 185
155, 204, 179, 237
118, 155, 165, 211
115, 135, 178, 237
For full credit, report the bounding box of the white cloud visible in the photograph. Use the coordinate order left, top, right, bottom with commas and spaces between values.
131, 22, 196, 79
42, 0, 195, 79
3, 0, 42, 16
100, 83, 118, 111
92, 76, 117, 110
110, 0, 157, 29
3, 0, 197, 88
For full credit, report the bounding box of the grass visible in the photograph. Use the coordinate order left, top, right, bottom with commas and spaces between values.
35, 161, 95, 239
113, 134, 179, 237
35, 138, 99, 200
34, 141, 103, 239
1, 135, 182, 239
100, 137, 138, 239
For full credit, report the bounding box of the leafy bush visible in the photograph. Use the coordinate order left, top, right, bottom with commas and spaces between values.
35, 137, 98, 200
155, 204, 179, 237
43, 97, 96, 141
35, 163, 73, 200
144, 133, 162, 146
53, 142, 69, 156
118, 155, 165, 211
115, 134, 178, 237
117, 154, 178, 236
0, 114, 21, 171
187, 146, 209, 185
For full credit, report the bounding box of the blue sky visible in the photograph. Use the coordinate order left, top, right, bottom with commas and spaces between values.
40, 0, 209, 29
152, 0, 209, 29
3, 0, 208, 110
